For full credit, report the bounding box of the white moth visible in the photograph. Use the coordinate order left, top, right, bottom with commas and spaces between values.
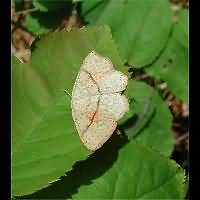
71, 51, 129, 151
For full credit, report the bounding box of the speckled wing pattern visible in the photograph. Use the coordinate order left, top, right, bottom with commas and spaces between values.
71, 51, 129, 151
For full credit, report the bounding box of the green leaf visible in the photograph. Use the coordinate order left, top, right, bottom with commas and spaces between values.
81, 0, 173, 67
12, 25, 126, 196
145, 10, 188, 102
71, 141, 186, 199
120, 80, 174, 156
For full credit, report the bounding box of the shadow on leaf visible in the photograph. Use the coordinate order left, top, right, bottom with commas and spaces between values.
18, 133, 128, 199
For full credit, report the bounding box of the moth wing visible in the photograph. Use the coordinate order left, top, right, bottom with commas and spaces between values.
72, 70, 99, 135
72, 70, 99, 98
82, 51, 114, 80
72, 95, 99, 135
97, 70, 128, 93
80, 93, 129, 151
80, 111, 117, 151
82, 51, 128, 93
99, 93, 129, 121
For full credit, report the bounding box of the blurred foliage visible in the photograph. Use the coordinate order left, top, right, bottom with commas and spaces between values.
15, 0, 73, 34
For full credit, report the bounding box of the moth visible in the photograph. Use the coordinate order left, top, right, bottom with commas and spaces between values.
71, 51, 129, 151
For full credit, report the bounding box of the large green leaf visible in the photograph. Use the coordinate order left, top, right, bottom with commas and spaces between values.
145, 10, 188, 102
81, 0, 173, 67
120, 80, 174, 156
12, 25, 126, 196
71, 140, 186, 199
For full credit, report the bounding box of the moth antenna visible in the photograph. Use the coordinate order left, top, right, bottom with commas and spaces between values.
64, 89, 72, 99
